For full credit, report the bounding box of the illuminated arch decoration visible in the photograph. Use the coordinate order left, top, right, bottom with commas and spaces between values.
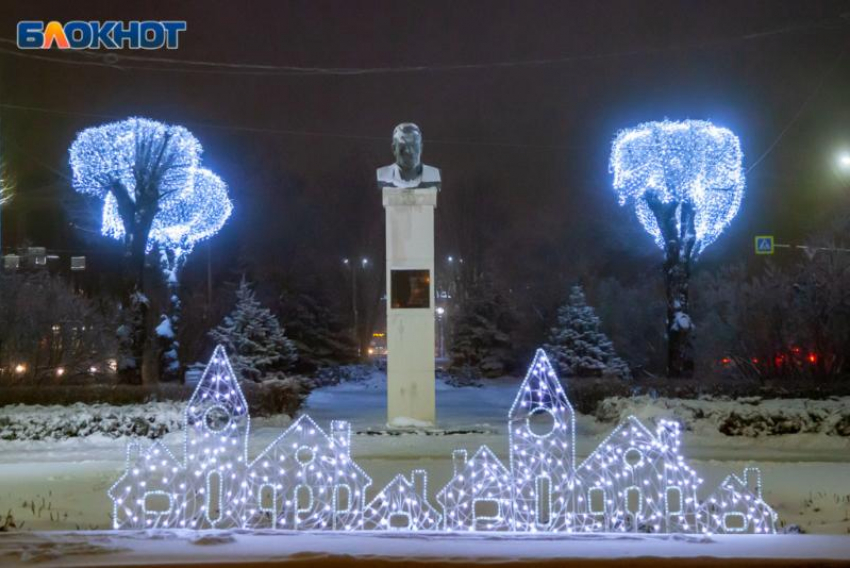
108, 347, 777, 535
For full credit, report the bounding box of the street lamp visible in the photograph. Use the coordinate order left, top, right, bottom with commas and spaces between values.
435, 306, 446, 359
839, 152, 850, 169
343, 256, 371, 357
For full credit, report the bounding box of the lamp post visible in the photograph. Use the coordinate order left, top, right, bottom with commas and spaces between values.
343, 257, 370, 357
435, 306, 446, 359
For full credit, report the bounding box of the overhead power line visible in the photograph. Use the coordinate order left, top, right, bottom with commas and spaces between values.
0, 102, 586, 151
0, 17, 845, 77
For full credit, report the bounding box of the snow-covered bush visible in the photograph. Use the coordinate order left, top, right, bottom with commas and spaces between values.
595, 395, 850, 437
0, 402, 184, 441
209, 279, 298, 382
312, 364, 374, 388
544, 285, 631, 380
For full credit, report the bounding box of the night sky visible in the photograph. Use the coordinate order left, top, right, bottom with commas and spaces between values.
1, 1, 849, 308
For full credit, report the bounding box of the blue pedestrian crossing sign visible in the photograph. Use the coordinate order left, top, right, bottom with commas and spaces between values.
755, 235, 774, 255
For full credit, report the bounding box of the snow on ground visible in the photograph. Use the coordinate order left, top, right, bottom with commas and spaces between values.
0, 370, 848, 541
2, 530, 850, 567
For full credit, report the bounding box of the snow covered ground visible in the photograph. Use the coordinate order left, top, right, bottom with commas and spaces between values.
2, 530, 850, 567
0, 371, 848, 564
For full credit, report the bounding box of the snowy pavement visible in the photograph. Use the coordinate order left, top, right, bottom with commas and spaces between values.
1, 530, 850, 567
0, 371, 849, 544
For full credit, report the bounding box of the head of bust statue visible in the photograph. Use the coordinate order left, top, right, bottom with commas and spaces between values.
392, 123, 423, 179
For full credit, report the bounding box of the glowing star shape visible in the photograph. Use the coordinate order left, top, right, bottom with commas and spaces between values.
610, 119, 745, 255
699, 468, 777, 535
437, 446, 515, 532
363, 470, 442, 531
573, 417, 702, 533
508, 349, 576, 532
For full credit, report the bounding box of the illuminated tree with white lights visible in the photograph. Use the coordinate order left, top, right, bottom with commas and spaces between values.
70, 117, 231, 382
610, 119, 744, 377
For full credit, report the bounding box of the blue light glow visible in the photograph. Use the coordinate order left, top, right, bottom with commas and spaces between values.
609, 119, 744, 255
69, 117, 231, 257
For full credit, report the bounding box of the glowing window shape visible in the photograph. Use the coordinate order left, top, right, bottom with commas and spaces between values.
295, 485, 313, 515
473, 499, 500, 522
666, 486, 683, 515
723, 512, 747, 532
625, 486, 642, 516
206, 471, 223, 525
143, 491, 173, 515
623, 448, 643, 468
389, 512, 412, 530
259, 484, 276, 514
527, 408, 556, 438
589, 488, 605, 514
334, 484, 352, 513
536, 476, 552, 526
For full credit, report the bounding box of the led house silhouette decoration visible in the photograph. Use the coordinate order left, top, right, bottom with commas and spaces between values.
508, 349, 576, 532
363, 470, 442, 531
109, 347, 777, 534
437, 446, 515, 532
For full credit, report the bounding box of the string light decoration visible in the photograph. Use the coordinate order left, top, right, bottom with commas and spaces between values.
241, 416, 372, 531
363, 470, 442, 531
437, 446, 515, 532
109, 346, 777, 535
699, 468, 777, 534
572, 418, 701, 533
70, 117, 201, 207
508, 349, 576, 532
610, 120, 744, 377
71, 117, 232, 379
609, 119, 744, 255
102, 167, 232, 260
70, 116, 231, 262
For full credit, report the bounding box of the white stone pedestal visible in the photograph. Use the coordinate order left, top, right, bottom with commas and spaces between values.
383, 186, 437, 426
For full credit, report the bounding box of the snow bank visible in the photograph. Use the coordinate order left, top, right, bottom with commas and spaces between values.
596, 396, 850, 437
0, 402, 184, 441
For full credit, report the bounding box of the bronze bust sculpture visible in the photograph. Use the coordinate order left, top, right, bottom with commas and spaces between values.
377, 123, 441, 189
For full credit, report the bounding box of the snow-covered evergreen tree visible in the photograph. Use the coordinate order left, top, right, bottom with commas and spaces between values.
544, 285, 631, 380
449, 274, 516, 378
278, 290, 358, 372
208, 279, 297, 382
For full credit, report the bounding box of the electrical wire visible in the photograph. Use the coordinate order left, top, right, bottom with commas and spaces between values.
0, 17, 844, 77
0, 102, 586, 150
